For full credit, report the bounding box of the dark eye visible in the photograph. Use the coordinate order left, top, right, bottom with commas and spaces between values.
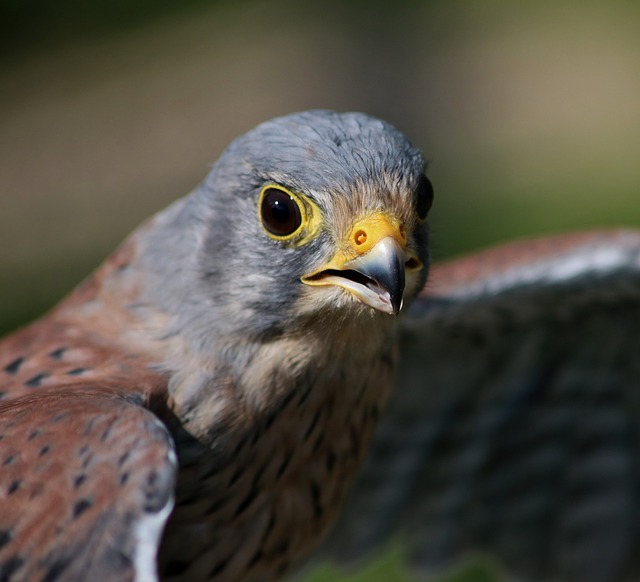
416, 174, 434, 221
260, 187, 303, 237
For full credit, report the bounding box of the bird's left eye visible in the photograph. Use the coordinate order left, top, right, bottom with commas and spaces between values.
259, 186, 304, 238
415, 174, 434, 221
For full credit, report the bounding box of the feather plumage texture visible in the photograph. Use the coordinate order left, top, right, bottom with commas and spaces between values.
0, 111, 427, 581
0, 110, 638, 582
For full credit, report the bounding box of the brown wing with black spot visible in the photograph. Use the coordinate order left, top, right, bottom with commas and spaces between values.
0, 388, 176, 581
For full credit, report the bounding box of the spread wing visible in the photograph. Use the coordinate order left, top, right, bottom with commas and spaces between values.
325, 230, 640, 582
0, 388, 176, 581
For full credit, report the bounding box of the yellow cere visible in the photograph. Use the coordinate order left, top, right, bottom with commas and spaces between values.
347, 213, 407, 256
312, 212, 411, 274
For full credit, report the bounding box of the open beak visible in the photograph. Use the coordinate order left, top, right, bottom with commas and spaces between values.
301, 213, 422, 315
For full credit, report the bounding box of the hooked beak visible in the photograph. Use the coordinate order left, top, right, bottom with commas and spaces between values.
301, 213, 422, 315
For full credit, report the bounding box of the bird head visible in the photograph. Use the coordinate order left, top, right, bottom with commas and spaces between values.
140, 111, 432, 343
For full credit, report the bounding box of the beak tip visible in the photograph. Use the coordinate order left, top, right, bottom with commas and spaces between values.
391, 297, 403, 316
303, 236, 412, 317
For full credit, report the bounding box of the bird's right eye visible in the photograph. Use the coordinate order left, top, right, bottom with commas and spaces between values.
259, 186, 304, 239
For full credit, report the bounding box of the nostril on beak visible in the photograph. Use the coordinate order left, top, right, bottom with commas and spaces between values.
354, 230, 367, 246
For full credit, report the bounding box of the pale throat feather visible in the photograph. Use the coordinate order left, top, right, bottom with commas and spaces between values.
159, 312, 398, 581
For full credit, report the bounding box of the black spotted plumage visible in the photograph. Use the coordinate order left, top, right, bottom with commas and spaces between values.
0, 112, 638, 582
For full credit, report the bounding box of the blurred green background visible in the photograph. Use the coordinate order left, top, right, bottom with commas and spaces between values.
1, 1, 639, 580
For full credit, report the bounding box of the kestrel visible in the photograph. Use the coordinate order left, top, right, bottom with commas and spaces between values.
1, 110, 639, 582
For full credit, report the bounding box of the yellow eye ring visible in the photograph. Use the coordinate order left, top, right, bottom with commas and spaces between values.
258, 184, 322, 245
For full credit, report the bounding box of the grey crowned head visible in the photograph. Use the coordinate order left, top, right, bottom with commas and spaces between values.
141, 110, 433, 342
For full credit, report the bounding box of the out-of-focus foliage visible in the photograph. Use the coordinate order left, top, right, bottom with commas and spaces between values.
0, 0, 221, 55
303, 546, 502, 582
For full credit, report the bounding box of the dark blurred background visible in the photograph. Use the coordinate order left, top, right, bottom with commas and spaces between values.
1, 1, 639, 579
